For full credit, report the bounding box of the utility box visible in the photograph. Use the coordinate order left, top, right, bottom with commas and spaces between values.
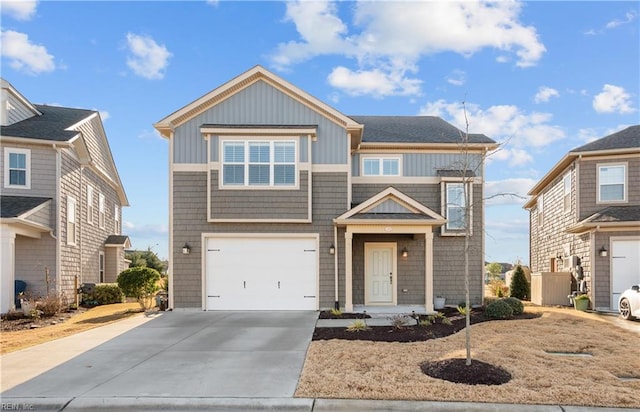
531, 272, 571, 306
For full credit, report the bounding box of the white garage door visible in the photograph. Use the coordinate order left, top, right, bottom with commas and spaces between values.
611, 239, 640, 310
205, 236, 317, 310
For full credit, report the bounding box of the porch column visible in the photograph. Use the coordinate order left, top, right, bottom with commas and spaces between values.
1, 226, 16, 313
425, 230, 434, 313
344, 231, 353, 312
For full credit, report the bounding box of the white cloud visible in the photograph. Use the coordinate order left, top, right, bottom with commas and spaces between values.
137, 129, 164, 140
0, 30, 55, 74
1, 0, 38, 21
487, 147, 533, 167
485, 178, 536, 206
98, 110, 110, 122
446, 70, 466, 86
125, 33, 172, 80
270, 1, 546, 97
592, 84, 635, 114
419, 99, 566, 148
534, 86, 559, 103
123, 221, 168, 237
327, 66, 421, 97
605, 10, 638, 29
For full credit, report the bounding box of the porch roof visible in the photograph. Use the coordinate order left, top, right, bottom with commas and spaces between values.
567, 205, 640, 233
0, 196, 51, 218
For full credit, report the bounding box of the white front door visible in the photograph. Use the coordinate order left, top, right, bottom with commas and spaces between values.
365, 243, 396, 305
611, 239, 640, 310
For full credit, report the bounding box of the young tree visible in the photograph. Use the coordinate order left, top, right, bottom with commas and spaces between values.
126, 248, 167, 274
485, 262, 503, 281
117, 267, 161, 309
510, 264, 530, 300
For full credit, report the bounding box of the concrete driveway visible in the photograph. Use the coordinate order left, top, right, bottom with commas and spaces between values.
1, 311, 318, 402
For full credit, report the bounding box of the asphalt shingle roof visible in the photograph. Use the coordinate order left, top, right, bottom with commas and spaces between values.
572, 125, 640, 152
105, 235, 131, 246
0, 104, 94, 142
0, 196, 51, 218
580, 206, 640, 224
349, 116, 495, 144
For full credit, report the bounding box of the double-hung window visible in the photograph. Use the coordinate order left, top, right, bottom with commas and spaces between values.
4, 148, 30, 189
563, 173, 571, 212
222, 140, 296, 187
362, 157, 400, 176
67, 196, 77, 246
87, 185, 94, 225
598, 164, 626, 202
99, 193, 105, 228
114, 205, 120, 235
446, 183, 466, 230
537, 194, 544, 226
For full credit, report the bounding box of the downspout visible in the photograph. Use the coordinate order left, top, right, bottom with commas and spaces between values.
168, 131, 175, 310
333, 225, 339, 309
54, 145, 62, 296
79, 166, 83, 285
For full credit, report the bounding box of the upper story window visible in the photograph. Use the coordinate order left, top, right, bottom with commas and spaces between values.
563, 172, 571, 213
99, 193, 106, 229
598, 163, 626, 203
4, 148, 31, 189
222, 140, 296, 188
537, 194, 544, 226
87, 185, 94, 225
445, 182, 466, 230
114, 205, 120, 235
67, 196, 77, 246
362, 156, 400, 176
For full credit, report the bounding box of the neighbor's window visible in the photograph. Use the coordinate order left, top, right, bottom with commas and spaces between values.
99, 193, 105, 228
362, 157, 400, 176
537, 194, 544, 226
99, 252, 105, 283
446, 183, 466, 230
67, 196, 77, 245
114, 205, 120, 235
87, 185, 94, 225
563, 172, 571, 212
598, 164, 626, 202
4, 148, 31, 189
222, 140, 296, 187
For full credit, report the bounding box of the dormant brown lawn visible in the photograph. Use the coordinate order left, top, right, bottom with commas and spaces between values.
295, 307, 640, 408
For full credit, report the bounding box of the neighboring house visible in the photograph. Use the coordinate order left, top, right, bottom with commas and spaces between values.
524, 126, 640, 311
154, 66, 496, 312
0, 79, 130, 313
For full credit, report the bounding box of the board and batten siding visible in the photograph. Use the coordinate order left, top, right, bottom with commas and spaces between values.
352, 153, 484, 177
352, 183, 485, 305
173, 80, 348, 165
172, 171, 348, 309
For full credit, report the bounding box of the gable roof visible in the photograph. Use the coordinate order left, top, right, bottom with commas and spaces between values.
567, 205, 640, 233
105, 235, 132, 248
525, 125, 640, 207
154, 65, 362, 138
334, 187, 446, 226
350, 116, 495, 146
0, 105, 93, 143
0, 196, 51, 218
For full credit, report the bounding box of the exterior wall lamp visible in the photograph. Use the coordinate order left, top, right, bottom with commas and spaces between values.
329, 244, 335, 255
401, 247, 408, 258
182, 243, 191, 255
599, 246, 608, 257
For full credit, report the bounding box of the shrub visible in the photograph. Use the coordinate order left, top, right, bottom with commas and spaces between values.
509, 265, 530, 300
330, 307, 343, 316
388, 314, 410, 329
457, 305, 469, 316
346, 319, 369, 332
485, 299, 514, 319
117, 267, 161, 309
421, 312, 452, 326
502, 297, 524, 315
36, 293, 68, 317
83, 283, 125, 305
489, 279, 509, 297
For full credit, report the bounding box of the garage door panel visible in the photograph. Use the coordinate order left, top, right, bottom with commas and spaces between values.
611, 239, 640, 310
206, 237, 317, 310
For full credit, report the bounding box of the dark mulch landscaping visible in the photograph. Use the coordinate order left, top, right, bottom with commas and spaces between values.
421, 358, 512, 385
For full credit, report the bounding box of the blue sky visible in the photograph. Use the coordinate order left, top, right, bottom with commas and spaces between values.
2, 1, 638, 264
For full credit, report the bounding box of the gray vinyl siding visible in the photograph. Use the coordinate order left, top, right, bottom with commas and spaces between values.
352, 153, 483, 177
4, 90, 36, 125
0, 143, 56, 197
24, 201, 53, 228
105, 247, 127, 283
75, 116, 119, 183
353, 183, 485, 305
173, 80, 348, 165
210, 170, 309, 220
14, 236, 57, 298
579, 157, 640, 220
172, 171, 348, 309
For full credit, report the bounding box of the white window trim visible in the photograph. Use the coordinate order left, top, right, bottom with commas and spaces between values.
67, 196, 77, 246
87, 185, 94, 225
4, 147, 31, 189
220, 139, 298, 189
441, 181, 473, 236
537, 194, 544, 227
563, 172, 571, 213
360, 155, 402, 177
597, 162, 627, 204
114, 205, 120, 235
99, 251, 105, 283
99, 193, 106, 229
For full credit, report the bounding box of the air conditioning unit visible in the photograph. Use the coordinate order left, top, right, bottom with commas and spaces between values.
563, 255, 580, 271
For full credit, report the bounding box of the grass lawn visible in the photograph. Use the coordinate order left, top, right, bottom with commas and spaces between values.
295, 306, 640, 408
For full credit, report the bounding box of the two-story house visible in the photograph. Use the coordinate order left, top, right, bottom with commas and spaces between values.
154, 66, 496, 312
0, 79, 130, 313
525, 126, 640, 311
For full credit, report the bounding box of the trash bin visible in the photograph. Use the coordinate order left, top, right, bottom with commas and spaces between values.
155, 291, 168, 311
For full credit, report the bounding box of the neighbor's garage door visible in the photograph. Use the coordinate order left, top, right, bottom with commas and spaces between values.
205, 236, 317, 310
611, 239, 640, 310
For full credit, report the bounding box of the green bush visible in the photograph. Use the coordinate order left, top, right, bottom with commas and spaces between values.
501, 297, 524, 315
117, 267, 161, 309
509, 265, 530, 300
83, 283, 124, 305
485, 299, 514, 319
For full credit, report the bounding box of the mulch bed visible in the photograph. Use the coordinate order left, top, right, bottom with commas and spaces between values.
318, 310, 371, 319
1, 308, 81, 332
420, 358, 512, 385
313, 308, 539, 342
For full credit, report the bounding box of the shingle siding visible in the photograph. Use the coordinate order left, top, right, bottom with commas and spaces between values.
173, 171, 348, 309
